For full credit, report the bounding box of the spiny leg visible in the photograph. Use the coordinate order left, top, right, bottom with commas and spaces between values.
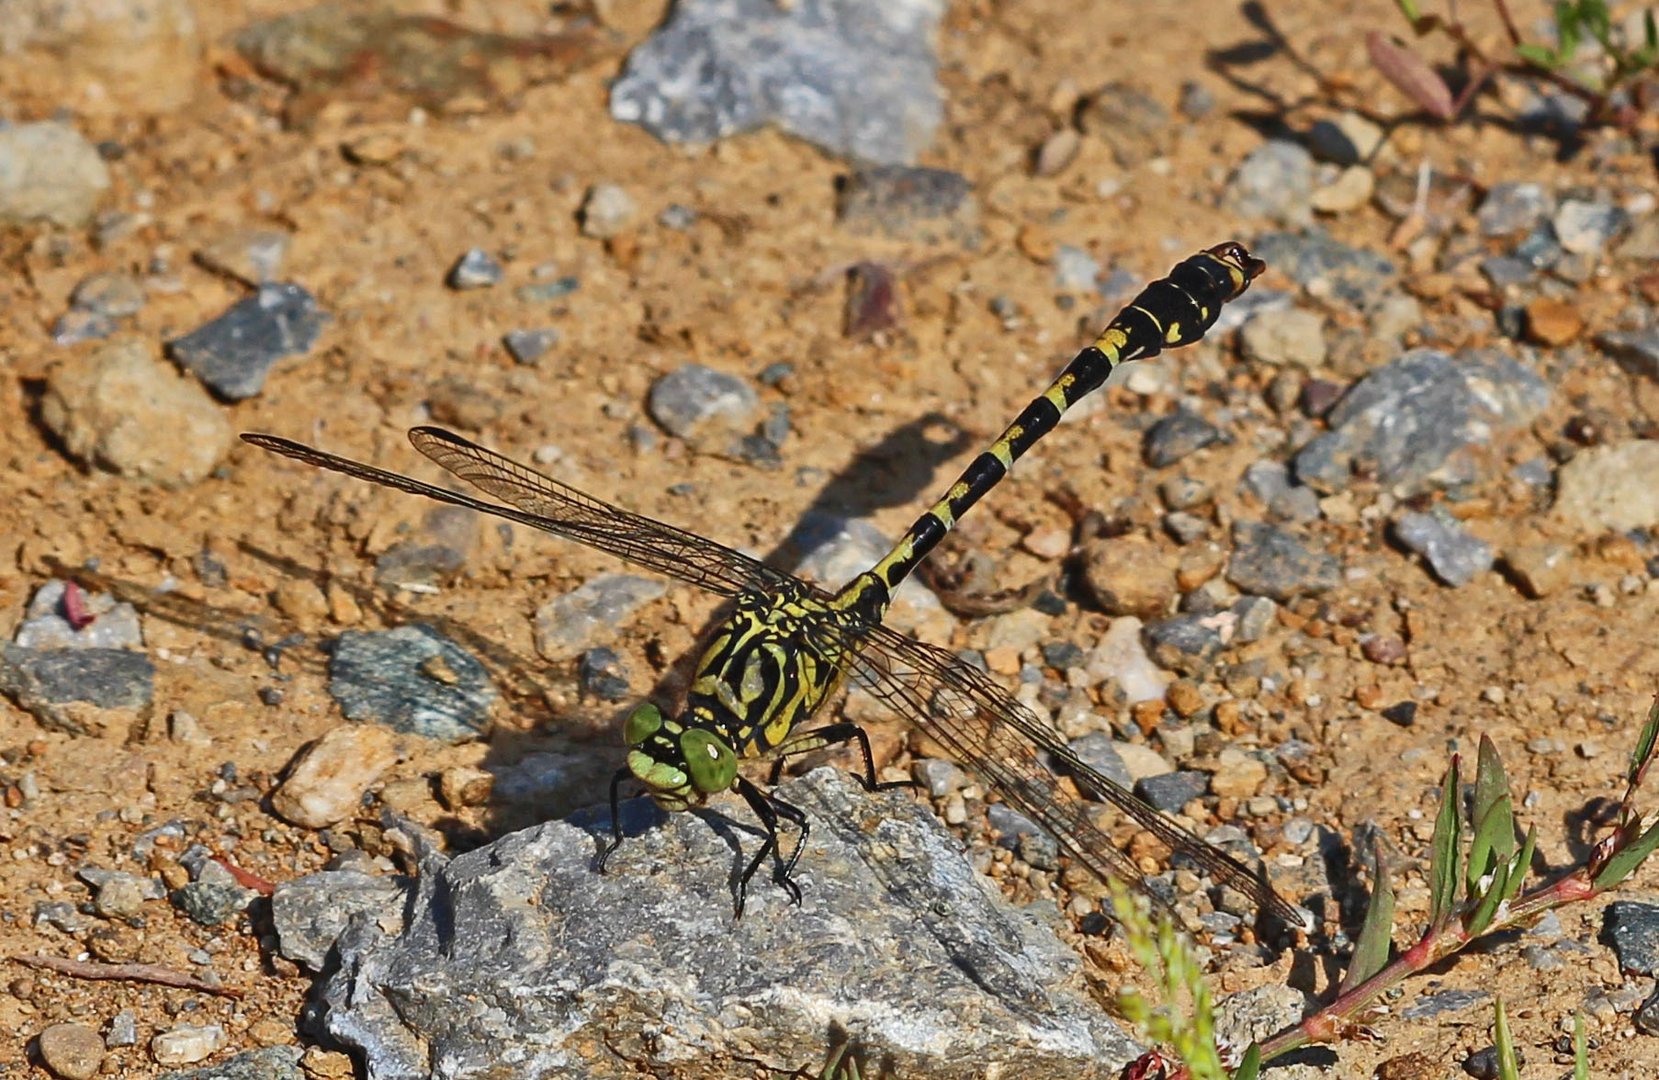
734, 776, 806, 916
596, 767, 633, 873
766, 722, 919, 794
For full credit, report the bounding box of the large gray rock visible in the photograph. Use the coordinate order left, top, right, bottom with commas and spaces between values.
286, 769, 1138, 1079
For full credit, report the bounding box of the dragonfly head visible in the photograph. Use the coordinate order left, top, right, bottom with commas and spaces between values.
622, 702, 738, 811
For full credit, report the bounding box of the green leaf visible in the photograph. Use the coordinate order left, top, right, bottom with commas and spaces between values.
1593, 817, 1659, 889
1495, 998, 1521, 1080
1232, 1044, 1263, 1080
1468, 736, 1516, 895
1505, 825, 1538, 903
1394, 0, 1422, 23
1515, 42, 1562, 68
1429, 756, 1463, 927
1574, 1012, 1588, 1080
1466, 857, 1511, 935
1340, 840, 1396, 993
1627, 694, 1659, 788
1645, 9, 1657, 51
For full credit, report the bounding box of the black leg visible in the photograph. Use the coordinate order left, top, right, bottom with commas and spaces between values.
767, 722, 919, 793
734, 776, 804, 916
596, 767, 632, 873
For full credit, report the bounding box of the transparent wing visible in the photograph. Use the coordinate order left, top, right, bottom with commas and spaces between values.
844, 620, 1308, 930
242, 428, 791, 599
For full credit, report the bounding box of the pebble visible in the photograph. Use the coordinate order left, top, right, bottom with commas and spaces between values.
151, 1024, 226, 1066
1083, 617, 1170, 703
533, 574, 667, 662
1052, 245, 1099, 291
648, 363, 759, 443
1306, 111, 1385, 165
0, 122, 111, 227
195, 227, 291, 285
1113, 741, 1174, 783
81, 868, 164, 920
69, 271, 147, 318
1392, 511, 1493, 587
270, 723, 399, 828
1222, 140, 1314, 225
1065, 733, 1133, 790
40, 339, 233, 486
1075, 83, 1171, 166
1252, 229, 1396, 307
52, 309, 115, 345
912, 758, 967, 798
1135, 770, 1208, 813
1361, 634, 1407, 664
1605, 900, 1659, 974
1143, 410, 1225, 467
1209, 749, 1267, 798
515, 276, 581, 305
1554, 441, 1659, 532
1293, 349, 1549, 496
168, 282, 329, 401
1032, 128, 1080, 177
1520, 943, 1562, 971
1178, 80, 1214, 118
1399, 988, 1486, 1020
1162, 512, 1209, 544
1077, 534, 1174, 618
1225, 521, 1340, 601
609, 0, 944, 166
1381, 701, 1417, 727
1503, 542, 1574, 598
327, 625, 495, 742
1, 644, 154, 709
1230, 595, 1278, 643
1142, 614, 1227, 674
502, 328, 560, 365
446, 248, 504, 289
14, 580, 143, 651
37, 1023, 104, 1080
1462, 1045, 1514, 1079
1524, 295, 1583, 346
579, 184, 637, 239
1599, 329, 1659, 383
833, 165, 979, 244
1553, 198, 1626, 255
1477, 182, 1551, 237
577, 647, 632, 702
1239, 307, 1326, 367
1309, 165, 1374, 214
105, 1012, 138, 1049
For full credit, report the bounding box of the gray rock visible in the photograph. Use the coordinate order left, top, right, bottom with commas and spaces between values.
1292, 349, 1550, 495
1251, 230, 1396, 308
533, 573, 667, 662
1142, 614, 1227, 674
1598, 329, 1659, 382
51, 309, 116, 346
1393, 510, 1493, 587
1553, 441, 1659, 532
1222, 141, 1313, 225
912, 757, 967, 797
502, 327, 560, 365
0, 645, 153, 709
1143, 410, 1225, 468
155, 1046, 303, 1080
1230, 596, 1278, 644
1225, 522, 1340, 601
610, 0, 945, 165
648, 362, 759, 442
1553, 198, 1626, 256
1053, 245, 1099, 291
272, 869, 408, 971
79, 867, 166, 920
1400, 988, 1488, 1020
1065, 733, 1133, 791
15, 580, 143, 651
1305, 112, 1383, 165
1240, 461, 1292, 506
172, 880, 256, 927
446, 248, 503, 289
168, 282, 329, 401
105, 1011, 138, 1048
514, 276, 580, 304
1134, 770, 1208, 813
1239, 307, 1326, 367
69, 272, 146, 318
576, 646, 632, 702
1477, 182, 1551, 237
1605, 900, 1659, 975
1178, 81, 1214, 118
327, 625, 495, 742
579, 184, 637, 239
194, 228, 291, 286
295, 770, 1138, 1079
0, 122, 111, 227
835, 164, 978, 244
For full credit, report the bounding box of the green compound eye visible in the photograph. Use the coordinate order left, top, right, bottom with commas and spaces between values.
623, 703, 663, 747
680, 729, 737, 794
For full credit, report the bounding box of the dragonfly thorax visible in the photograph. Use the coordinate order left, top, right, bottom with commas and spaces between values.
622, 702, 737, 811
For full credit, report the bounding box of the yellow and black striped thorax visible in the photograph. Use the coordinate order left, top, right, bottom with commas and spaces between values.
837, 242, 1264, 625
682, 583, 853, 758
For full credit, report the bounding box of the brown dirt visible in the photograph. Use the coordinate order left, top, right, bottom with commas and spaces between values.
2, 0, 1657, 1077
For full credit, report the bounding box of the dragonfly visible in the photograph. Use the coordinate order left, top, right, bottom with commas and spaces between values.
243, 241, 1307, 930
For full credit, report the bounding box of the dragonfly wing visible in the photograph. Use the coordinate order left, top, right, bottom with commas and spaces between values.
848, 621, 1307, 930
243, 429, 788, 599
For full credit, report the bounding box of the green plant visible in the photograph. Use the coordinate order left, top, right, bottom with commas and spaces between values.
1115, 692, 1659, 1079
1368, 0, 1658, 127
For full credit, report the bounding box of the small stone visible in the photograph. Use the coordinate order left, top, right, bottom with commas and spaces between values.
534, 574, 667, 662
37, 1022, 104, 1080
1306, 112, 1384, 165
105, 1012, 138, 1049
1309, 165, 1374, 214
1209, 749, 1266, 798
1554, 441, 1659, 532
69, 271, 146, 318
328, 625, 495, 742
1240, 307, 1326, 367
1605, 900, 1659, 974
150, 1024, 226, 1066
1361, 634, 1406, 664
0, 122, 111, 227
577, 647, 633, 702
501, 326, 560, 364
1065, 734, 1133, 790
1163, 511, 1209, 545
1083, 617, 1170, 703
168, 282, 329, 401
1143, 410, 1225, 468
1076, 83, 1171, 166
844, 261, 902, 340
2, 644, 154, 710
1033, 128, 1080, 177
1553, 199, 1626, 256
579, 184, 636, 239
834, 166, 978, 245
1478, 182, 1550, 237
1225, 521, 1341, 601
1078, 535, 1174, 618
648, 363, 759, 443
1142, 614, 1227, 674
52, 309, 115, 345
1381, 701, 1417, 727
173, 879, 256, 927
82, 869, 162, 920
1178, 81, 1214, 118
15, 580, 143, 651
40, 339, 233, 486
1598, 329, 1659, 382
194, 228, 291, 285
515, 276, 581, 304
446, 248, 504, 289
1399, 988, 1487, 1021
1135, 770, 1208, 813
1230, 596, 1277, 643
300, 1047, 355, 1078
1165, 680, 1205, 718
912, 758, 967, 797
1158, 475, 1209, 512
1112, 742, 1174, 783
437, 766, 494, 810
1524, 296, 1583, 346
1052, 245, 1099, 292
1393, 511, 1494, 587
1222, 140, 1313, 225
270, 724, 399, 828
1503, 542, 1574, 598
